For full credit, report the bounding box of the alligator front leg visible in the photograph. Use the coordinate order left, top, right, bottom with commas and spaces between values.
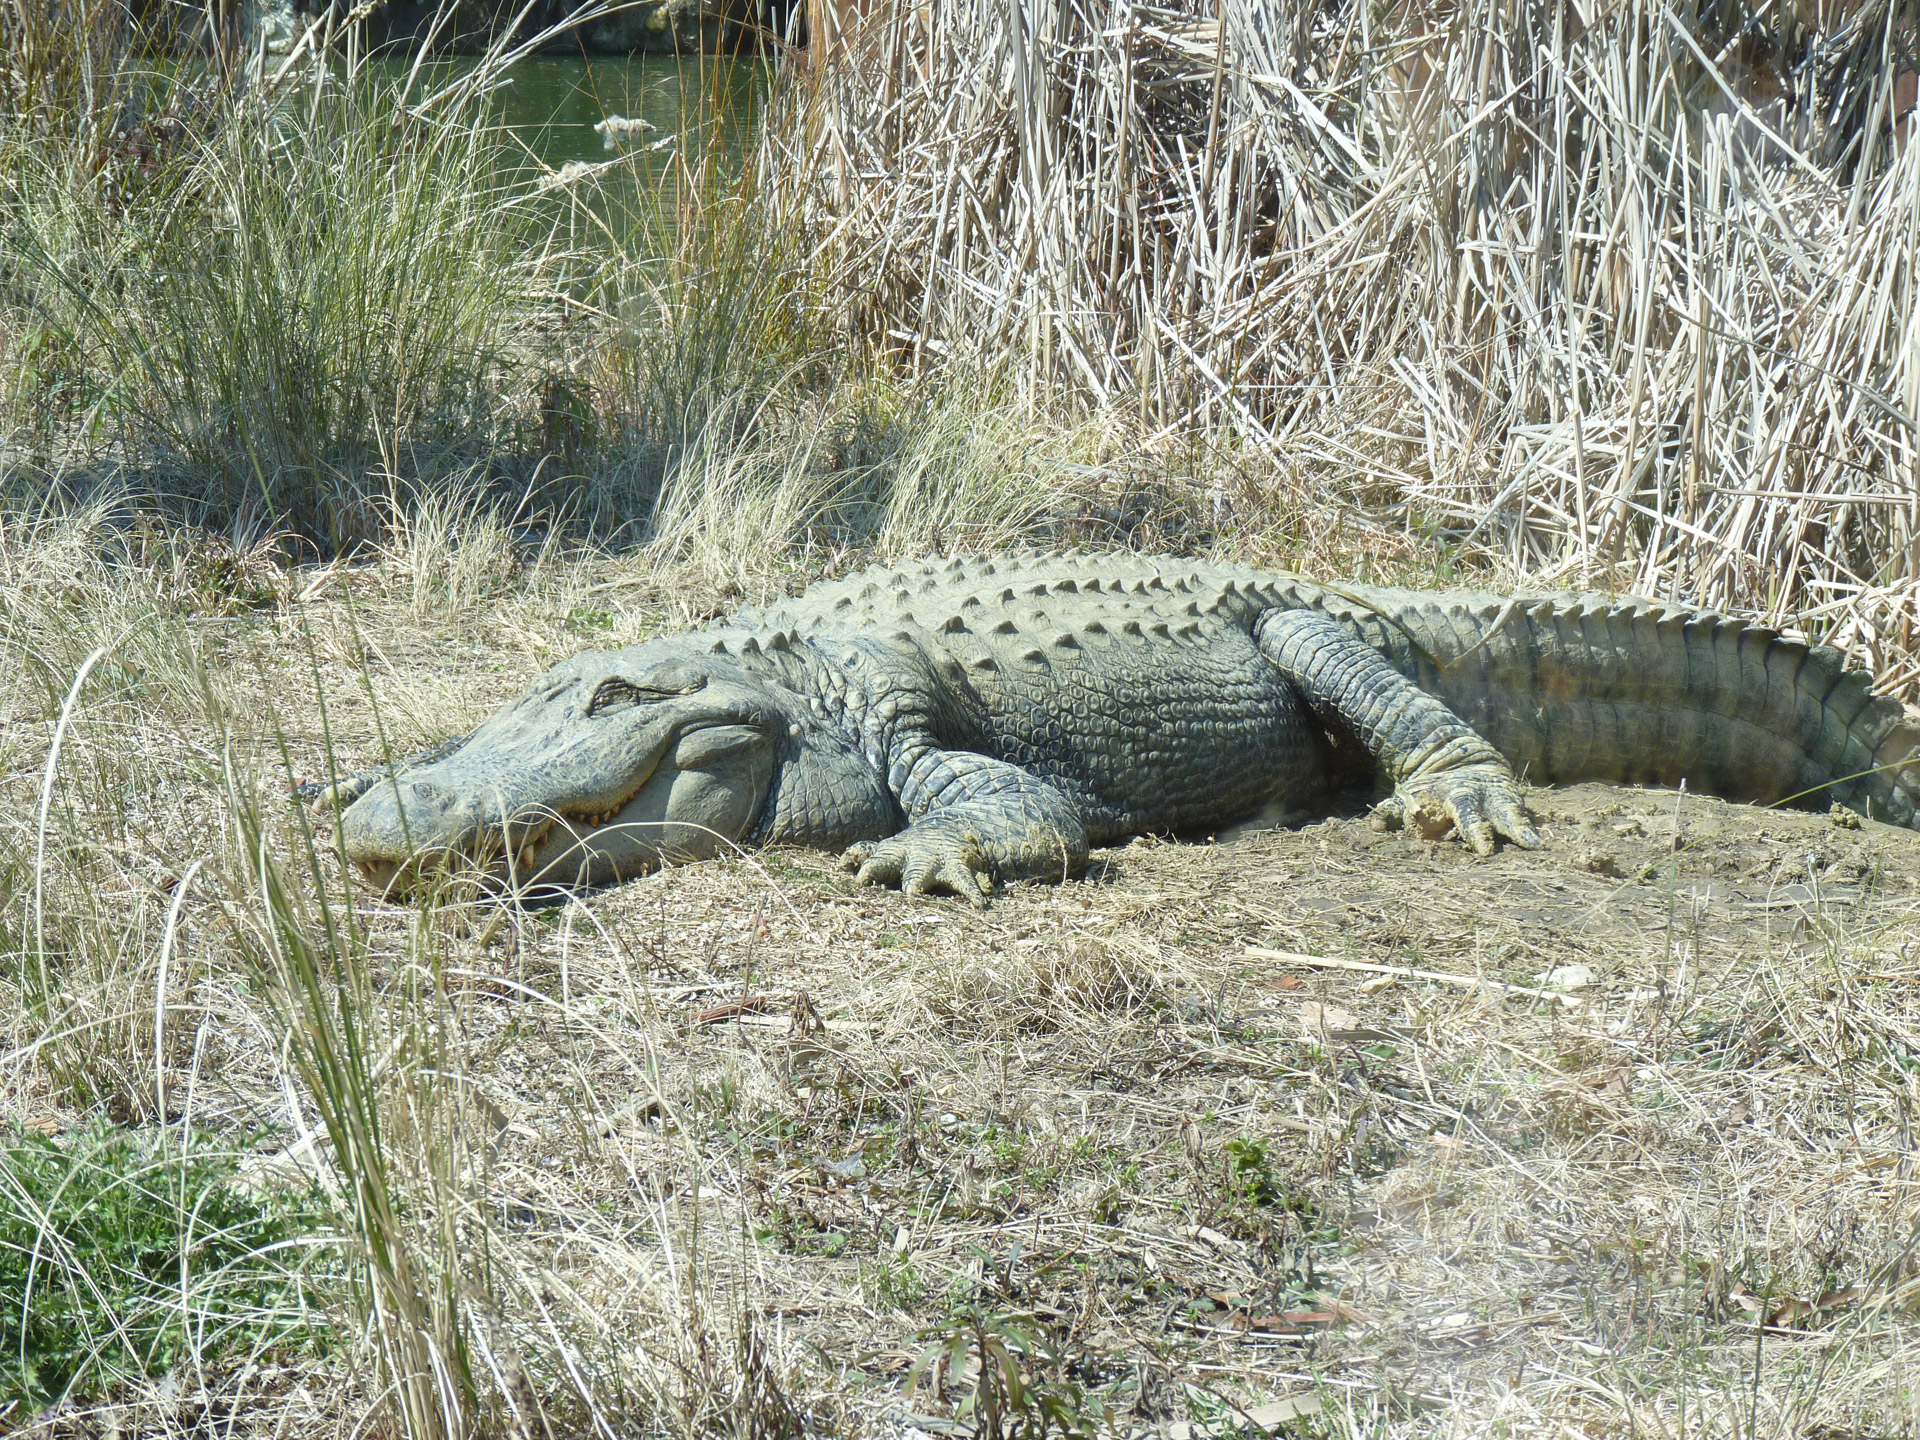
842, 748, 1090, 906
1256, 609, 1541, 854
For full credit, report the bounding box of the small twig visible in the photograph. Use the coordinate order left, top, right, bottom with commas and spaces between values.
690, 995, 777, 1026
1242, 946, 1564, 1001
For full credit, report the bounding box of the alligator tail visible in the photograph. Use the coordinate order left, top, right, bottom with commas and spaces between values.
1295, 585, 1920, 827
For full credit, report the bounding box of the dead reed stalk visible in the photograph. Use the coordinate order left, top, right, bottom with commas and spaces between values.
771, 0, 1920, 689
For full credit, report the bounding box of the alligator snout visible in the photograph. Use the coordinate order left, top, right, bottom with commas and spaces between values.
334, 640, 792, 897
337, 773, 540, 887
341, 771, 644, 893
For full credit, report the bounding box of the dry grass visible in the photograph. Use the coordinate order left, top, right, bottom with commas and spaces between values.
9, 507, 1920, 1437
772, 0, 1920, 692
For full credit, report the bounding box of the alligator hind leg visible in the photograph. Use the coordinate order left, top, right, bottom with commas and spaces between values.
1254, 608, 1540, 854
843, 748, 1090, 905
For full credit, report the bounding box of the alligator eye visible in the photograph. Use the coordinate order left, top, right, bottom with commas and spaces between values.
587, 673, 706, 716
587, 678, 663, 716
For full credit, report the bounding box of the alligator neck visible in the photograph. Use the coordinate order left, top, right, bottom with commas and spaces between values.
750, 645, 903, 851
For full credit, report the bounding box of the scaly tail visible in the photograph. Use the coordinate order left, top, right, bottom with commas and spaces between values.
1280, 583, 1920, 827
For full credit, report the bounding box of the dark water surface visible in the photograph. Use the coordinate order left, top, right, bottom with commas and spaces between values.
495, 55, 761, 167
467, 55, 768, 247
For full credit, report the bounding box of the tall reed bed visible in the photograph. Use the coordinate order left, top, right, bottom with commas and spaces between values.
770, 0, 1920, 686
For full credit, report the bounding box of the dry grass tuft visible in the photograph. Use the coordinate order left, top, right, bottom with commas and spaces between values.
915, 931, 1165, 1036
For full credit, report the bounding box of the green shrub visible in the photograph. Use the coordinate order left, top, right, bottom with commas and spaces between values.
0, 1125, 336, 1413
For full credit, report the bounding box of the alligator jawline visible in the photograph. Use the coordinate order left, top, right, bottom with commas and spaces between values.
349, 781, 654, 888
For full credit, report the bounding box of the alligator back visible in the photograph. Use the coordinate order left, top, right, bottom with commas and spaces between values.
733, 553, 1920, 829
1314, 585, 1920, 827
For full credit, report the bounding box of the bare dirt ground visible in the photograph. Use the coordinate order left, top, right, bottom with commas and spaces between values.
11, 539, 1920, 1437
477, 785, 1920, 1437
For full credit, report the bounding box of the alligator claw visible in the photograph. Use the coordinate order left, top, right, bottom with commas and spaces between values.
1373, 763, 1539, 855
841, 832, 993, 907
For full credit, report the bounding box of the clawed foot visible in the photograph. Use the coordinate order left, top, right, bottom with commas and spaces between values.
842, 825, 995, 907
1370, 762, 1540, 855
295, 772, 379, 814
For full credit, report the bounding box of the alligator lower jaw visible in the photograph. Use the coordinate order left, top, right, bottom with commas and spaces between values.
349, 796, 644, 895
352, 857, 407, 896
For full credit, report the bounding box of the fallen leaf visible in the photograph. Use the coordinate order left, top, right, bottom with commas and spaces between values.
691, 996, 776, 1025
1756, 1287, 1866, 1330
1573, 1065, 1634, 1097
1234, 1310, 1335, 1334
1320, 1296, 1377, 1325
1264, 975, 1305, 992
1766, 1298, 1812, 1328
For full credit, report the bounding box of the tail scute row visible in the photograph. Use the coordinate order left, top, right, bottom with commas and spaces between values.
1298, 583, 1920, 829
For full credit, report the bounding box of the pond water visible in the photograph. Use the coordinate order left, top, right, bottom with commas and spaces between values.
491, 54, 763, 168
483, 53, 767, 235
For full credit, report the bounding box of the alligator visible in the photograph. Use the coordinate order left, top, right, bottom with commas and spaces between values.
318, 553, 1920, 904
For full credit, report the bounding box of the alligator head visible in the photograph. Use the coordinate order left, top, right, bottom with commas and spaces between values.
338, 636, 796, 895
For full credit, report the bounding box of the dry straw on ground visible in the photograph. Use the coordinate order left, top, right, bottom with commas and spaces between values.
9, 509, 1920, 1437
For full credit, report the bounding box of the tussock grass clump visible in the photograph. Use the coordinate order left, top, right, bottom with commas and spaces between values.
640, 374, 1117, 586
914, 933, 1163, 1035
3, 65, 535, 548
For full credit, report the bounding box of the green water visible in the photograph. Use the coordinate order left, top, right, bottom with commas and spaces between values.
487, 55, 765, 207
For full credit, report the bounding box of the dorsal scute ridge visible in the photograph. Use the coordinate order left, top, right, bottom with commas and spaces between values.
706, 565, 1889, 735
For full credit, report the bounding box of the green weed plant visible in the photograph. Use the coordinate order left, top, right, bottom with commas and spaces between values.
0, 1124, 335, 1415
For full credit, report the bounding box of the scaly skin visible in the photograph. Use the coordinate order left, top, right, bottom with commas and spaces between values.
320, 554, 1920, 904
